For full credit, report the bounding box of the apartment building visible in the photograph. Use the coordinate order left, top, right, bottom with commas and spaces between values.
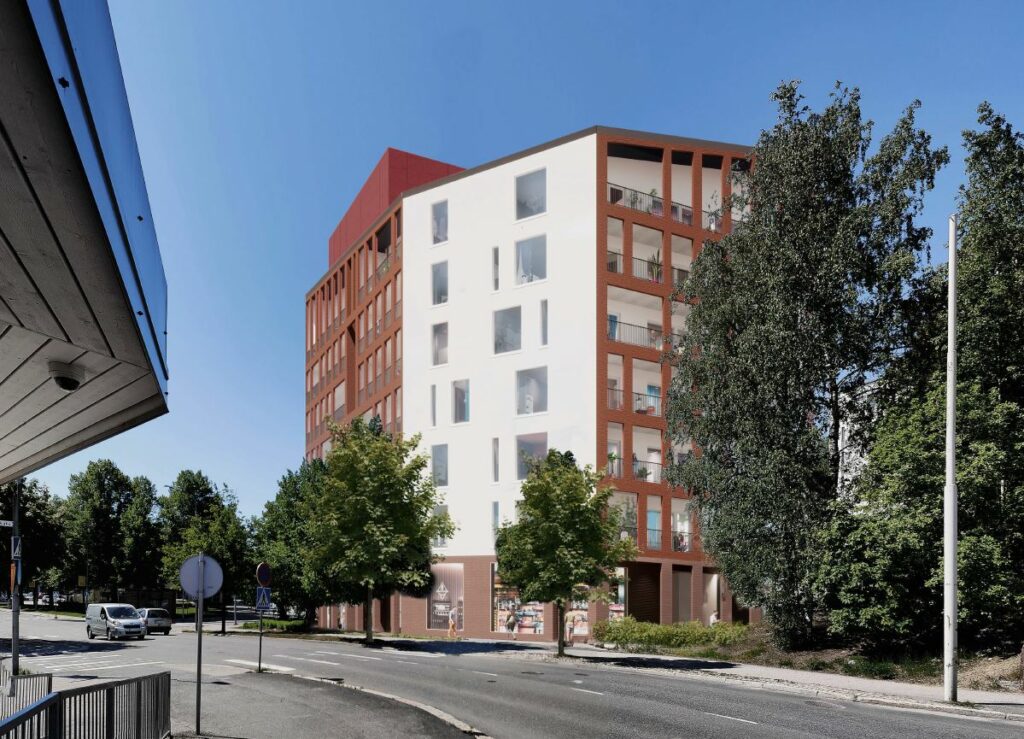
307, 128, 757, 640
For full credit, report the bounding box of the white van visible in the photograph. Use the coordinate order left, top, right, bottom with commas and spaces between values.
85, 603, 146, 640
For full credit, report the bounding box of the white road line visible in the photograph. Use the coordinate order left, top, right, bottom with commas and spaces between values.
472, 670, 499, 677
41, 660, 117, 669
224, 659, 294, 672
572, 679, 583, 684
283, 656, 340, 667
571, 688, 605, 696
51, 661, 164, 673
309, 650, 382, 661
394, 660, 421, 665
705, 712, 758, 725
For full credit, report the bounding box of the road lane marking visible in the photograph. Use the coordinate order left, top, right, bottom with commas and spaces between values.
472, 670, 499, 677
284, 656, 340, 667
705, 712, 757, 725
310, 650, 382, 661
571, 688, 604, 696
572, 680, 583, 684
224, 659, 294, 672
395, 660, 421, 665
48, 661, 164, 673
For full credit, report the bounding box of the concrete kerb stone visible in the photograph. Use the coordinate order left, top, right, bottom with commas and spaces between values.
292, 672, 492, 737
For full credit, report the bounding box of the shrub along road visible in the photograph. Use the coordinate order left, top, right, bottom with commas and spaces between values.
2, 610, 1022, 738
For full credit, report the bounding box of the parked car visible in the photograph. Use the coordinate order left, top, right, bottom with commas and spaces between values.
85, 603, 146, 640
138, 607, 172, 635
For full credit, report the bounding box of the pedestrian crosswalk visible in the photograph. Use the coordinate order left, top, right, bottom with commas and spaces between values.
15, 641, 165, 675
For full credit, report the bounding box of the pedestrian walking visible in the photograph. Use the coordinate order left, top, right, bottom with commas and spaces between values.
506, 609, 519, 640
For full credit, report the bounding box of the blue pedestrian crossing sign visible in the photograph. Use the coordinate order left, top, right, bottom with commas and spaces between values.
256, 586, 272, 612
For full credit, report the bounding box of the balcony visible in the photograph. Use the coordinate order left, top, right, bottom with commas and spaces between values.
607, 320, 664, 350
671, 202, 693, 225
618, 524, 638, 542
632, 391, 662, 417
672, 531, 696, 553
703, 211, 722, 233
646, 527, 662, 550
632, 255, 664, 284
384, 309, 393, 330
332, 406, 346, 421
672, 268, 690, 288
395, 299, 403, 319
608, 182, 664, 217
607, 454, 623, 478
607, 385, 624, 411
606, 250, 624, 274
376, 255, 391, 280
632, 458, 663, 484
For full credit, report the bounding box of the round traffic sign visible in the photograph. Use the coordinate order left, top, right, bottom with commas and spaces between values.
179, 554, 223, 600
256, 562, 271, 587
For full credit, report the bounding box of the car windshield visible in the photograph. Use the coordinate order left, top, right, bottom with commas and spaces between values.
146, 609, 169, 618
107, 606, 139, 619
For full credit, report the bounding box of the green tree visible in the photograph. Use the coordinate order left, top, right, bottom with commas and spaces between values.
253, 460, 326, 622
495, 449, 635, 657
818, 104, 1024, 651
158, 469, 221, 549
119, 476, 162, 591
0, 479, 64, 606
303, 417, 453, 642
666, 82, 948, 646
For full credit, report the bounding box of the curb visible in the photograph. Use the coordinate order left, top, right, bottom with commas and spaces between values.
294, 673, 491, 737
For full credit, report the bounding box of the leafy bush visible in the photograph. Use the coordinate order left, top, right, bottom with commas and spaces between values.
840, 656, 897, 680
592, 616, 747, 651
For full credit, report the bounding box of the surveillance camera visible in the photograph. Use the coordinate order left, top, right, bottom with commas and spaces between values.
48, 361, 84, 392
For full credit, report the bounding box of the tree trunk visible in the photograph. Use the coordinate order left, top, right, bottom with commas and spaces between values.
364, 585, 374, 644
220, 590, 226, 635
556, 601, 565, 658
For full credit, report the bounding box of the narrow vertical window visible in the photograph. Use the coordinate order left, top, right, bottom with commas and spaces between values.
492, 247, 500, 291
431, 445, 449, 487
432, 261, 448, 305
540, 299, 548, 346
432, 322, 448, 365
492, 501, 500, 541
492, 437, 500, 482
430, 384, 437, 426
515, 235, 547, 284
452, 379, 470, 423
432, 200, 448, 244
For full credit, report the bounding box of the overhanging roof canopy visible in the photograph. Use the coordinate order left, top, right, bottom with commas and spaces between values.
0, 0, 169, 483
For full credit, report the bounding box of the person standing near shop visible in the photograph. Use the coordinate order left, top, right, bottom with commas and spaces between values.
447, 605, 458, 638
506, 609, 519, 640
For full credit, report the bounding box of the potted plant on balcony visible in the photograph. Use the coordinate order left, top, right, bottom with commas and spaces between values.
648, 188, 662, 216
647, 249, 662, 282
628, 189, 640, 209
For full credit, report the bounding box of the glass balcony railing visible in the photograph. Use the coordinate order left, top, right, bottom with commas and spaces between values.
632, 458, 663, 484
646, 527, 662, 550
632, 391, 662, 417
608, 182, 664, 217
672, 531, 696, 553
607, 250, 624, 274
332, 406, 346, 421
632, 256, 664, 283
607, 385, 625, 410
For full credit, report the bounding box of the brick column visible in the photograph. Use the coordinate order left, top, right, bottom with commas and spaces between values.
659, 562, 673, 624
690, 562, 705, 624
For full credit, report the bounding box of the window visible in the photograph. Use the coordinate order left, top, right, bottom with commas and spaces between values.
492, 437, 499, 482
515, 235, 546, 284
432, 444, 449, 487
432, 322, 448, 365
430, 384, 437, 426
540, 299, 548, 346
516, 432, 547, 479
515, 169, 546, 219
492, 501, 500, 540
452, 379, 470, 423
433, 505, 448, 548
432, 200, 448, 244
493, 306, 521, 354
432, 261, 448, 305
492, 247, 500, 291
516, 367, 548, 414
646, 495, 662, 550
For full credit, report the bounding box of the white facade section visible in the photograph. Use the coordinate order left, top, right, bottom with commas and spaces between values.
403, 135, 598, 556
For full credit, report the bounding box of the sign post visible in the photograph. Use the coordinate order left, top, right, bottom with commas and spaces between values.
9, 479, 21, 684
179, 553, 223, 736
255, 562, 271, 673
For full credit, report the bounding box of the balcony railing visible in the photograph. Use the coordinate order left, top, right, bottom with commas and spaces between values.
384, 309, 393, 329
376, 255, 391, 279
608, 182, 664, 217
332, 406, 346, 421
703, 211, 722, 233
632, 255, 664, 283
671, 201, 693, 225
395, 299, 403, 319
607, 455, 623, 478
607, 250, 624, 274
618, 524, 638, 542
607, 320, 664, 350
672, 267, 690, 288
632, 391, 662, 417
607, 385, 625, 410
646, 527, 662, 550
672, 531, 696, 553
632, 458, 663, 484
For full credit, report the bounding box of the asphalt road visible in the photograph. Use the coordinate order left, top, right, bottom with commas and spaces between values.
3, 610, 1021, 738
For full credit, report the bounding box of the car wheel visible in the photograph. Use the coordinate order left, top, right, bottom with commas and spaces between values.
164, 630, 171, 635
137, 634, 145, 640
87, 627, 94, 640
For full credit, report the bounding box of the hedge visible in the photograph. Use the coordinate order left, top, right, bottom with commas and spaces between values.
591, 616, 747, 650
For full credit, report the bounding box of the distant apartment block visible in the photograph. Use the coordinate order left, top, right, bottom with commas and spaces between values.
305, 128, 757, 640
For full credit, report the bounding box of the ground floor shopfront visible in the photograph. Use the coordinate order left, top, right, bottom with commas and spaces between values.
315, 555, 759, 641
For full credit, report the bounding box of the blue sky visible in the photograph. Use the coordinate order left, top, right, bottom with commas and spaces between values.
31, 1, 1024, 516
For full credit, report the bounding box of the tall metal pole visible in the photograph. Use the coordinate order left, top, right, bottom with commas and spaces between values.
944, 214, 959, 703
11, 479, 20, 677
196, 553, 205, 734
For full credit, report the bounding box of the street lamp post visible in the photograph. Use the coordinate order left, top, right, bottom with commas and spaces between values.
943, 214, 959, 703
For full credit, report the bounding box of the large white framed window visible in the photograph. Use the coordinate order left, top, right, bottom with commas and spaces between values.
493, 306, 522, 354
452, 379, 470, 423
516, 367, 548, 414
516, 432, 548, 480
432, 322, 448, 365
515, 235, 546, 284
432, 200, 448, 244
432, 261, 448, 305
432, 444, 449, 487
515, 169, 546, 220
